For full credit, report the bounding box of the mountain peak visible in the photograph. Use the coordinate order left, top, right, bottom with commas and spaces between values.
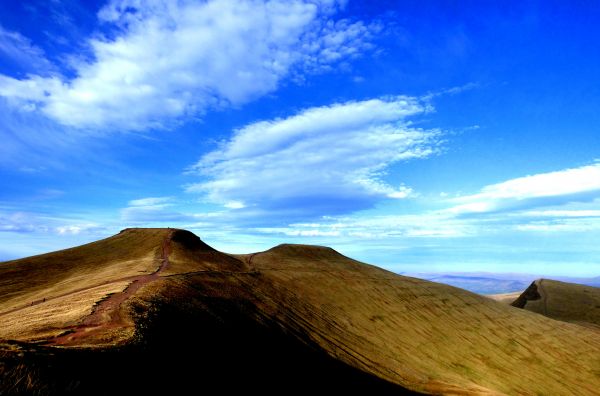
1, 230, 600, 395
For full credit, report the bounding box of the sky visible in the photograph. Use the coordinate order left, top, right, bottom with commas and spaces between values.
1, 0, 600, 277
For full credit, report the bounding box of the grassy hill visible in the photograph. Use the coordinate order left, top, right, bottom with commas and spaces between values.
1, 228, 600, 395
512, 278, 600, 329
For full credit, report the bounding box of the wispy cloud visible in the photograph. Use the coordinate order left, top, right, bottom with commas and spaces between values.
448, 162, 600, 215
127, 196, 173, 207
0, 0, 379, 130
0, 210, 107, 236
0, 212, 49, 233
240, 163, 600, 242
0, 25, 56, 76
120, 196, 218, 223
0, 209, 113, 260
520, 209, 600, 218
122, 196, 182, 222
186, 96, 441, 219
55, 224, 106, 235
253, 212, 471, 239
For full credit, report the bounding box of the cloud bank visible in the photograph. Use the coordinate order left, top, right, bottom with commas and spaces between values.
0, 0, 378, 130
450, 162, 600, 214
245, 162, 600, 240
187, 96, 441, 218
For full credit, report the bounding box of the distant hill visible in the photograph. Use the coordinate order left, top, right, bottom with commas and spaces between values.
512, 279, 600, 329
1, 229, 600, 395
407, 274, 530, 294
408, 271, 600, 294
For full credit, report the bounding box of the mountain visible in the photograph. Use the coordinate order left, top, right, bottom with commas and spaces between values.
405, 273, 531, 294
1, 228, 600, 395
512, 278, 600, 329
407, 271, 600, 294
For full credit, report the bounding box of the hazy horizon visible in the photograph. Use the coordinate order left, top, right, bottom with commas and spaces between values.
1, 1, 599, 278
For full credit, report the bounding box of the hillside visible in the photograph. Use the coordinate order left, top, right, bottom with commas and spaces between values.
1, 229, 600, 395
409, 272, 600, 294
407, 274, 529, 294
512, 278, 600, 329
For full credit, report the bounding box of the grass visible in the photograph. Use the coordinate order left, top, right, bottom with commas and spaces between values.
0, 228, 166, 344
231, 244, 600, 395
512, 278, 600, 329
0, 281, 130, 342
1, 229, 600, 395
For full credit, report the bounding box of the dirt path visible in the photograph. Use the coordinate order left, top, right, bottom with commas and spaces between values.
47, 230, 174, 346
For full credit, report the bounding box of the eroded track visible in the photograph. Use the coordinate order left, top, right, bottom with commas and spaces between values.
48, 230, 173, 346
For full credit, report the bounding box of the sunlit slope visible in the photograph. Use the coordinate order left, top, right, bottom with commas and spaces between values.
0, 228, 252, 346
512, 278, 600, 328
1, 230, 600, 395
0, 228, 169, 342
233, 245, 600, 395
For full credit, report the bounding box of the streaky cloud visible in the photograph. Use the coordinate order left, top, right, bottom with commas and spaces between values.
448, 162, 600, 215
186, 96, 441, 219
0, 0, 379, 130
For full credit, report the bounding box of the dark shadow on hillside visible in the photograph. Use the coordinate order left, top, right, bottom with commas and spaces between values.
512, 281, 541, 308
0, 274, 420, 395
170, 229, 216, 252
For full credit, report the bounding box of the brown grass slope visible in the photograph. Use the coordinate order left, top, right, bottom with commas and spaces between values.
512, 278, 600, 329
1, 229, 600, 395
0, 228, 167, 343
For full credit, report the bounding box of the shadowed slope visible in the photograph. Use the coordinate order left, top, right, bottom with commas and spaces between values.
0, 229, 412, 395
1, 230, 600, 395
512, 279, 600, 329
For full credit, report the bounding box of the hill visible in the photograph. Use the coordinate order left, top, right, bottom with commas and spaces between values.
406, 273, 529, 294
511, 278, 600, 329
1, 229, 600, 395
407, 271, 600, 294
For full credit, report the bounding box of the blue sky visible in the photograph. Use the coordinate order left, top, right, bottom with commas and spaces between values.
1, 0, 600, 277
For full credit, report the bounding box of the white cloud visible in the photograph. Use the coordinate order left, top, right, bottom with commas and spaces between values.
253, 212, 472, 239
128, 196, 173, 207
515, 218, 600, 233
0, 212, 49, 233
56, 224, 104, 235
120, 196, 222, 223
241, 163, 600, 242
0, 26, 55, 76
522, 209, 600, 218
122, 196, 185, 222
449, 163, 600, 214
186, 96, 440, 217
282, 228, 341, 237
224, 201, 246, 209
0, 0, 379, 130
0, 210, 108, 236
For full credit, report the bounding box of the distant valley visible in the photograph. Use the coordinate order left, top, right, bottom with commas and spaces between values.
406, 271, 600, 295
